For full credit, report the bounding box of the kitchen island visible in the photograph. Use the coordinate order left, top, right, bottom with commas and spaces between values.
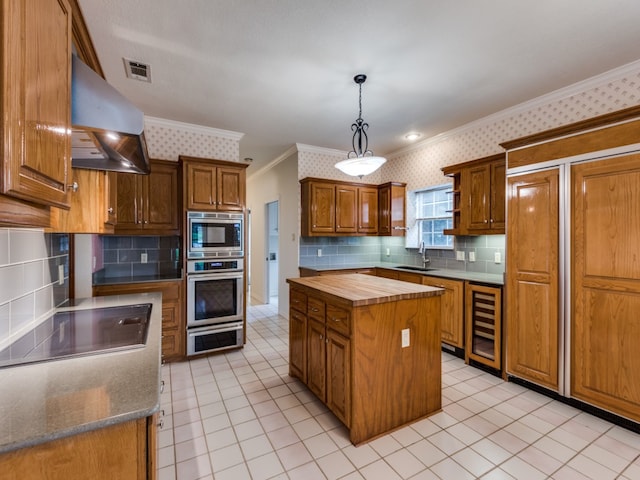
0, 293, 162, 479
287, 273, 444, 445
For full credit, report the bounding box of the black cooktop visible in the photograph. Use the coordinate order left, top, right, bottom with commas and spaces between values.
0, 303, 152, 369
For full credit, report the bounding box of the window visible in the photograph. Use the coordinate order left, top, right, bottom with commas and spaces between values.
416, 185, 453, 248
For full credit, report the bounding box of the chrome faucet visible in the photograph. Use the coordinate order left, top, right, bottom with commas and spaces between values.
419, 241, 431, 268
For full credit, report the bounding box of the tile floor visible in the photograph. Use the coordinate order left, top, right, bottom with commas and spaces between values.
157, 301, 640, 479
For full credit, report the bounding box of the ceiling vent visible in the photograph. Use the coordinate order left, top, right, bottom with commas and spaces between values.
123, 58, 151, 82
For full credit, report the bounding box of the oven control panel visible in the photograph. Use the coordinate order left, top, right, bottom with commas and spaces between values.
187, 258, 244, 274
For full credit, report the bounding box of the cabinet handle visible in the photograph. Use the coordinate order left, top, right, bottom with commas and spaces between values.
310, 307, 319, 312
107, 207, 114, 214
330, 317, 341, 322
160, 380, 165, 393
157, 418, 164, 429
490, 218, 494, 223
67, 182, 79, 193
484, 219, 488, 223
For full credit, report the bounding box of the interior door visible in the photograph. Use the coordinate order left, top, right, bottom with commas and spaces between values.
571, 153, 640, 422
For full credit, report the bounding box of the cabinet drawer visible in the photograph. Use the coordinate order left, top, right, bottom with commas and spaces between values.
162, 329, 182, 358
326, 305, 350, 337
162, 304, 180, 330
290, 290, 307, 313
307, 297, 325, 322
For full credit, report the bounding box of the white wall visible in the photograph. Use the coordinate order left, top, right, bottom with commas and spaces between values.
246, 152, 299, 318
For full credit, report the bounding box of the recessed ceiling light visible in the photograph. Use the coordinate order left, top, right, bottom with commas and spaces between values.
405, 133, 421, 141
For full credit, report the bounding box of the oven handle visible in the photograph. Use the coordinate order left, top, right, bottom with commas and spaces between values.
188, 322, 243, 335
187, 272, 243, 282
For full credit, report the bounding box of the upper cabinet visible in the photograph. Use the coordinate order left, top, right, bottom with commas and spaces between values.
181, 156, 247, 211
300, 177, 405, 237
49, 169, 117, 233
378, 182, 406, 236
113, 159, 180, 235
442, 153, 506, 235
1, 0, 72, 212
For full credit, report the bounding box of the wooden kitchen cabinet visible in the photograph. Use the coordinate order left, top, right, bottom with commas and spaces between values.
49, 169, 117, 233
114, 159, 180, 235
1, 0, 72, 210
422, 276, 465, 349
289, 289, 308, 382
0, 415, 156, 480
93, 280, 184, 362
442, 153, 505, 235
465, 283, 502, 370
300, 177, 403, 237
181, 156, 247, 211
506, 168, 560, 390
378, 182, 407, 236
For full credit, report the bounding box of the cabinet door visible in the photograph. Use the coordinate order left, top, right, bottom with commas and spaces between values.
49, 169, 115, 233
146, 161, 179, 232
377, 183, 406, 236
422, 276, 464, 348
467, 163, 491, 230
378, 186, 391, 235
306, 318, 326, 400
2, 0, 72, 208
309, 182, 335, 234
326, 329, 351, 427
506, 169, 559, 390
186, 163, 216, 210
335, 185, 357, 233
465, 283, 501, 370
490, 160, 506, 230
217, 166, 245, 211
358, 187, 378, 233
572, 154, 640, 422
289, 309, 307, 382
114, 172, 141, 229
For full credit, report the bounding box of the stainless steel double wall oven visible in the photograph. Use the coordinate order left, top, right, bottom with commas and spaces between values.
186, 212, 245, 355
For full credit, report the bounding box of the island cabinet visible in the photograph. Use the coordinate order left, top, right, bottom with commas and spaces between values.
113, 159, 180, 235
0, 416, 157, 480
287, 274, 443, 445
442, 153, 506, 235
180, 155, 247, 212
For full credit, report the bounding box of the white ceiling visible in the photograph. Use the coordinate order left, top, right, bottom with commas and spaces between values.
78, 0, 640, 177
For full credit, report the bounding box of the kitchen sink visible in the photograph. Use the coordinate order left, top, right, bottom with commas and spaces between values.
0, 303, 152, 369
396, 265, 435, 272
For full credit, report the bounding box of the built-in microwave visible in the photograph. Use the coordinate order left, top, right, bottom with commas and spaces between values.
187, 211, 243, 258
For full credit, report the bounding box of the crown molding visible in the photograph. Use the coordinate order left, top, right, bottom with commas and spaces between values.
247, 145, 299, 180
144, 115, 244, 140
390, 58, 640, 158
295, 143, 347, 158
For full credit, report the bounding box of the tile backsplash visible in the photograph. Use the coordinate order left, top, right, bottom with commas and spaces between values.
299, 235, 505, 275
0, 229, 69, 349
95, 235, 181, 280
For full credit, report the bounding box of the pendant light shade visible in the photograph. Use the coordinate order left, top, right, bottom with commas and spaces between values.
335, 74, 386, 178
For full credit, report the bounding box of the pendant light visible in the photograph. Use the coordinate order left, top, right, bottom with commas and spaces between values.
335, 74, 386, 178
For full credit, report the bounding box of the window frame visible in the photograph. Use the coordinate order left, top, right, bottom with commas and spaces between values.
415, 184, 454, 249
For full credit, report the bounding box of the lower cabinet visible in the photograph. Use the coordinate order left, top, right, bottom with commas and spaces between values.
0, 416, 157, 480
422, 276, 465, 349
93, 281, 184, 362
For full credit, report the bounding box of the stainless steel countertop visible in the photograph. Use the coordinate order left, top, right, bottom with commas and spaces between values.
299, 263, 504, 286
0, 292, 162, 454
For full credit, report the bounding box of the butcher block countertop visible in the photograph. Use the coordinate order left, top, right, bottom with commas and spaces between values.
286, 273, 444, 307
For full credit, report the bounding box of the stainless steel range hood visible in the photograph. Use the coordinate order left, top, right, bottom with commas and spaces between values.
71, 55, 150, 174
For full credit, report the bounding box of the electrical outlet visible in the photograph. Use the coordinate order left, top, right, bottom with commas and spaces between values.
456, 250, 465, 261
58, 265, 64, 285
401, 328, 410, 348
317, 248, 322, 257
494, 251, 502, 263
386, 248, 390, 256
92, 256, 96, 269
141, 252, 148, 264
469, 251, 476, 262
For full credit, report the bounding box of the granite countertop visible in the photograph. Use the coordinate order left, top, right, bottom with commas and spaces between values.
0, 292, 162, 454
287, 273, 444, 307
299, 263, 504, 286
